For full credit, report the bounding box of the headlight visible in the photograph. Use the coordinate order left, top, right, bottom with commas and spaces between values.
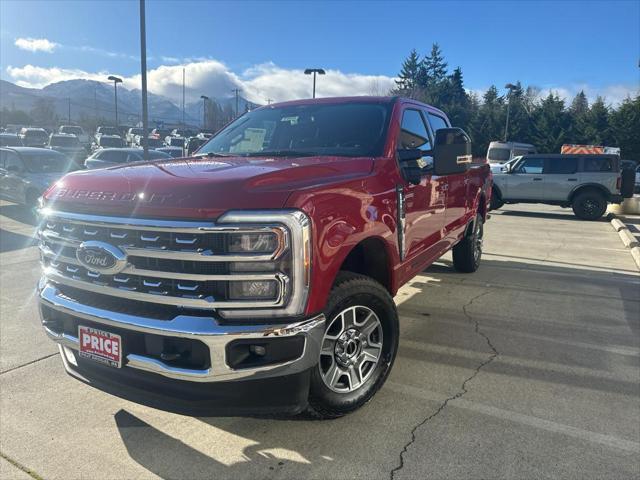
217, 210, 311, 319
228, 232, 278, 253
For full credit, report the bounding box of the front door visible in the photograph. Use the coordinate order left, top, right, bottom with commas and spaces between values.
504, 157, 545, 200
396, 108, 446, 273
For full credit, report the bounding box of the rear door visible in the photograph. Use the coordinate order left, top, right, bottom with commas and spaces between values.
543, 156, 579, 200
426, 111, 469, 237
503, 157, 545, 199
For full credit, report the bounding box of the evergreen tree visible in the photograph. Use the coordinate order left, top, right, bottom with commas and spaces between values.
583, 96, 611, 145
610, 96, 640, 159
567, 91, 590, 143
569, 91, 589, 116
532, 93, 569, 153
441, 67, 470, 128
395, 49, 421, 93
421, 43, 448, 84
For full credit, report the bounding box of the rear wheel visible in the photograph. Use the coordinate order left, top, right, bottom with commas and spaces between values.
572, 191, 607, 220
452, 214, 484, 273
490, 190, 503, 210
306, 272, 398, 419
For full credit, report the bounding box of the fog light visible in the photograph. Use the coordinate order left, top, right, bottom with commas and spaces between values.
250, 345, 266, 356
229, 280, 277, 300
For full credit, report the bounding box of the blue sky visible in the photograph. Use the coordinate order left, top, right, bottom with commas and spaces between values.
0, 0, 638, 104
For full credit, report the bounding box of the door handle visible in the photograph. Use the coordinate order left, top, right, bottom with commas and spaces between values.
567, 178, 578, 181
533, 178, 542, 181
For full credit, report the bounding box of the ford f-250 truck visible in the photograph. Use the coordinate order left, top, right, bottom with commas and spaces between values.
37, 96, 491, 418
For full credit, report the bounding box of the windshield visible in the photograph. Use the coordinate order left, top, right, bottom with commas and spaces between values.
98, 127, 119, 136
50, 136, 80, 147
488, 147, 511, 162
146, 137, 163, 147
198, 102, 391, 157
22, 152, 69, 173
99, 137, 124, 148
24, 130, 48, 140
61, 126, 83, 135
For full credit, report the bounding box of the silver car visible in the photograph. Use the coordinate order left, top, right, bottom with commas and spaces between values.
491, 154, 632, 220
0, 147, 72, 207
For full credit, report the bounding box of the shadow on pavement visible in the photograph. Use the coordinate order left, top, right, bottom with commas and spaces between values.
495, 209, 605, 222
112, 255, 639, 479
0, 227, 37, 253
0, 202, 37, 226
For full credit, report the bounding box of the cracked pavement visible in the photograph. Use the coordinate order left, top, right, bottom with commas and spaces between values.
1, 201, 639, 479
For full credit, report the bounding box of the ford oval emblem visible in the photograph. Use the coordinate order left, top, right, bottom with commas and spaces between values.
76, 241, 127, 275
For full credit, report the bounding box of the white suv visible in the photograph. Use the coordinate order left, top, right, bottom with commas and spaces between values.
491, 154, 634, 220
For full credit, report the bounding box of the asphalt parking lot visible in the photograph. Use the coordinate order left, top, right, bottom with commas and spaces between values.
1, 200, 639, 480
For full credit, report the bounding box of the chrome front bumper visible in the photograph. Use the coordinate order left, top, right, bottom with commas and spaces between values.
38, 281, 325, 383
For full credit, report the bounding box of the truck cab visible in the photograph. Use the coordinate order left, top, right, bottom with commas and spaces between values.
37, 97, 491, 418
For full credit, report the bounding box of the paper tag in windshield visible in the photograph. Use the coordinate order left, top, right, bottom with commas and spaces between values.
229, 128, 266, 153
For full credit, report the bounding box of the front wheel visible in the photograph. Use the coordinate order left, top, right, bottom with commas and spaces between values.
452, 214, 484, 273
306, 272, 399, 419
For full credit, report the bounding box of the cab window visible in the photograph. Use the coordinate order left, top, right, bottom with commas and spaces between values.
546, 158, 578, 174
427, 112, 449, 133
583, 157, 612, 172
399, 109, 430, 150
515, 158, 544, 174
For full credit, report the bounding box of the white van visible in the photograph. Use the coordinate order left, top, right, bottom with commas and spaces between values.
487, 141, 537, 164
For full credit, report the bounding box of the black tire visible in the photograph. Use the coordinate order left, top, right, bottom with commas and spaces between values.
571, 190, 607, 220
452, 214, 484, 273
305, 272, 399, 419
490, 190, 503, 210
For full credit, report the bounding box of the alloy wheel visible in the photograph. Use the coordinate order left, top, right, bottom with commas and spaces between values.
319, 305, 383, 393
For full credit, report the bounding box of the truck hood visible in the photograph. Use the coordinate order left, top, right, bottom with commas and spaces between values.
44, 155, 374, 219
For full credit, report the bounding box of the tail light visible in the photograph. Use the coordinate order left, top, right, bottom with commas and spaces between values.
616, 176, 621, 190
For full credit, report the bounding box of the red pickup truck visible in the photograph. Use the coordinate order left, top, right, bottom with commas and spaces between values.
38, 96, 491, 418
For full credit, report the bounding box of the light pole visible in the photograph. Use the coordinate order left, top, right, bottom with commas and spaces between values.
304, 68, 325, 98
504, 83, 517, 142
107, 75, 123, 127
200, 95, 209, 130
231, 88, 241, 117
139, 0, 149, 160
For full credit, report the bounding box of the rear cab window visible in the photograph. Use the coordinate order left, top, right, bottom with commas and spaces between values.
427, 112, 449, 133
582, 156, 613, 172
546, 157, 578, 174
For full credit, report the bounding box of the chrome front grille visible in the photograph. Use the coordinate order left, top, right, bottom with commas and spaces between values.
38, 210, 296, 311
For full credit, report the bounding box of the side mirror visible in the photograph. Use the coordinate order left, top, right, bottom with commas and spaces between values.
397, 148, 429, 185
433, 128, 472, 176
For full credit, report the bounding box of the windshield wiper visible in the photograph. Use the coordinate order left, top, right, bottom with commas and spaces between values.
193, 152, 232, 158
244, 150, 316, 157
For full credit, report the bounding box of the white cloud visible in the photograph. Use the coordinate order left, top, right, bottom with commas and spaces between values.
6, 65, 107, 88
14, 37, 58, 53
6, 59, 636, 107
6, 59, 397, 104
